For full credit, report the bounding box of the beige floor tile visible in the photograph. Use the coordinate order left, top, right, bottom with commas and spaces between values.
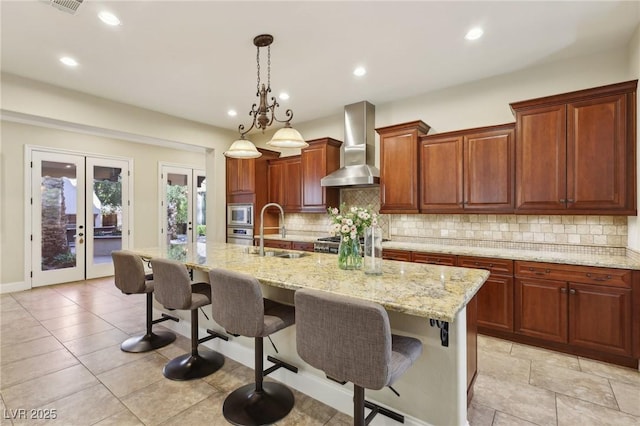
155, 335, 192, 360
62, 328, 130, 357
0, 348, 78, 390
530, 361, 617, 409
275, 408, 321, 426
159, 392, 228, 426
28, 304, 86, 321
11, 288, 60, 303
39, 311, 101, 331
286, 388, 338, 425
15, 295, 76, 311
121, 378, 216, 425
18, 383, 125, 426
467, 403, 495, 426
49, 317, 115, 342
323, 411, 352, 426
1, 316, 41, 333
477, 350, 531, 384
0, 295, 21, 310
203, 361, 255, 394
97, 352, 167, 398
493, 411, 540, 425
609, 380, 640, 416
578, 357, 640, 386
77, 343, 149, 375
510, 343, 580, 371
2, 364, 98, 412
1, 337, 65, 366
556, 393, 640, 426
0, 308, 33, 325
477, 335, 512, 354
0, 325, 51, 347
93, 409, 144, 426
472, 374, 557, 425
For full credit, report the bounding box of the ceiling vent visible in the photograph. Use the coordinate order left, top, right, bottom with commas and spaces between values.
45, 0, 84, 15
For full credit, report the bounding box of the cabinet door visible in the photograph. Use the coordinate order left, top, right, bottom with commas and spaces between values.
411, 252, 457, 266
301, 143, 327, 209
464, 127, 515, 212
515, 277, 568, 343
567, 94, 628, 211
381, 249, 412, 261
476, 275, 514, 332
292, 241, 314, 252
380, 132, 420, 213
420, 136, 463, 212
515, 105, 567, 211
226, 157, 255, 195
569, 283, 632, 356
268, 161, 285, 207
285, 158, 302, 211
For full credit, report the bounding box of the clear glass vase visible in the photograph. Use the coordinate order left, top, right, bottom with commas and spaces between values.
338, 237, 362, 270
364, 225, 383, 275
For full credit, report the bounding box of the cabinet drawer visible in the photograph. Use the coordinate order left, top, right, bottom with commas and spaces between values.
515, 261, 631, 288
262, 239, 292, 250
458, 256, 513, 276
382, 249, 412, 262
291, 241, 314, 252
412, 252, 457, 266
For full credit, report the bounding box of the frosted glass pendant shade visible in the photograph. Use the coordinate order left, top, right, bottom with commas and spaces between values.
224, 138, 262, 158
267, 126, 308, 148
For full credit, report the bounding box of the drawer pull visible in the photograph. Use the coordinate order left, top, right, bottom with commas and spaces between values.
569, 288, 576, 295
560, 287, 567, 294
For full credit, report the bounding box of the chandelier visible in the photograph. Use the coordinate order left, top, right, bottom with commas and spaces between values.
224, 34, 308, 159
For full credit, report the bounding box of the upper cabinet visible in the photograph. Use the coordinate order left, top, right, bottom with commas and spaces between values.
511, 80, 637, 215
268, 156, 302, 212
301, 138, 342, 212
377, 121, 431, 213
419, 123, 515, 213
266, 137, 342, 213
226, 155, 256, 196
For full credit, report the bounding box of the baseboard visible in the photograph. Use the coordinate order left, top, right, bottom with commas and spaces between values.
160, 313, 432, 426
0, 281, 29, 294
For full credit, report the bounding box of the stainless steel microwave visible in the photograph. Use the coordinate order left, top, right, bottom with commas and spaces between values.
227, 203, 253, 227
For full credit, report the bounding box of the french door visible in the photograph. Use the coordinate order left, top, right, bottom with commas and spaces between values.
31, 150, 130, 287
160, 165, 206, 245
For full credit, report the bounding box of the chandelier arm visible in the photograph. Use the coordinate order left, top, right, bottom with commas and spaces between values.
272, 108, 294, 125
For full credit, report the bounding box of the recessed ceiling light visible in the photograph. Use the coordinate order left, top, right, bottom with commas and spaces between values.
59, 56, 79, 67
279, 92, 290, 100
353, 66, 366, 77
98, 11, 121, 26
465, 27, 484, 41
227, 110, 237, 117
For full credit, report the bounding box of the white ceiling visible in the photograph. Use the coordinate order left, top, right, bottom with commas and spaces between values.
2, 1, 639, 132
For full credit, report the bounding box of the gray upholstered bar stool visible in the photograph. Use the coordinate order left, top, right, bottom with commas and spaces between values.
151, 258, 225, 380
208, 268, 298, 426
295, 288, 423, 426
111, 250, 177, 352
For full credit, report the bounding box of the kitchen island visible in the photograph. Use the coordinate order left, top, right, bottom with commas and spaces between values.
133, 242, 489, 426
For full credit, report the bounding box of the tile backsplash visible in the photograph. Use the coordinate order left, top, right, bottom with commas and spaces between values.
283, 187, 629, 256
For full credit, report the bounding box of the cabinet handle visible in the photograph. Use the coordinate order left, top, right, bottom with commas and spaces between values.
559, 199, 566, 203
569, 288, 577, 295
567, 199, 575, 203
560, 287, 567, 294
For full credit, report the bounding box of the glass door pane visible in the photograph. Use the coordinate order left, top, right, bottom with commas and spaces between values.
195, 172, 206, 242
86, 158, 130, 279
164, 168, 192, 245
32, 151, 85, 286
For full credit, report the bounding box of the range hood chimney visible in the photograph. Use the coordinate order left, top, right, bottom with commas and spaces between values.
321, 101, 379, 187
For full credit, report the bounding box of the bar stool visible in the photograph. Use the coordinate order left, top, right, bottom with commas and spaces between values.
151, 258, 226, 380
111, 250, 177, 353
295, 288, 423, 426
208, 268, 298, 426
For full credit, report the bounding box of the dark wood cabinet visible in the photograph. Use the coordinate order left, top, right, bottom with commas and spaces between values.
459, 256, 514, 333
261, 239, 292, 250
226, 156, 256, 197
301, 138, 341, 212
292, 241, 315, 252
377, 121, 430, 213
514, 261, 634, 358
412, 252, 457, 266
419, 124, 515, 213
381, 249, 412, 262
268, 156, 301, 212
511, 80, 637, 215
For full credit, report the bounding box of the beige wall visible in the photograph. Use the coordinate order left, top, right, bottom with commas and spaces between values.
1, 73, 236, 288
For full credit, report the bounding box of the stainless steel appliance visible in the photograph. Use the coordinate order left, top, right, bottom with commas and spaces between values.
227, 203, 254, 227
227, 227, 254, 246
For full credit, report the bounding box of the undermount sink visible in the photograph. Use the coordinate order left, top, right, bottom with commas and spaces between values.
274, 252, 309, 259
245, 247, 309, 259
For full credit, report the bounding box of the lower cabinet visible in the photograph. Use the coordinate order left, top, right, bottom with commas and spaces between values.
515, 261, 634, 358
292, 241, 315, 252
382, 249, 412, 262
261, 239, 292, 250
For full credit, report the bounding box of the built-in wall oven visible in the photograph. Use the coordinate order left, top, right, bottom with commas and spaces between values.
227, 203, 254, 246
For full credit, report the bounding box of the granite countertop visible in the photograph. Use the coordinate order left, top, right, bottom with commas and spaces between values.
133, 242, 489, 322
255, 234, 640, 270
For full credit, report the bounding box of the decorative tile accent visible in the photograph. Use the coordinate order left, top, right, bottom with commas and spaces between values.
283, 187, 630, 257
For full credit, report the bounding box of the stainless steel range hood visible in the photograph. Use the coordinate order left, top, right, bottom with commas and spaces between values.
321, 101, 379, 187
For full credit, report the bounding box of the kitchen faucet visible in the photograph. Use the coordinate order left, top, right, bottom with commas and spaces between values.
259, 203, 286, 256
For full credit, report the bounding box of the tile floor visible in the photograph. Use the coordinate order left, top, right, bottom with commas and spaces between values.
0, 277, 638, 425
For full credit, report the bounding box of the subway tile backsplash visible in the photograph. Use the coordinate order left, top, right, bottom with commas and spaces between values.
283, 187, 629, 256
